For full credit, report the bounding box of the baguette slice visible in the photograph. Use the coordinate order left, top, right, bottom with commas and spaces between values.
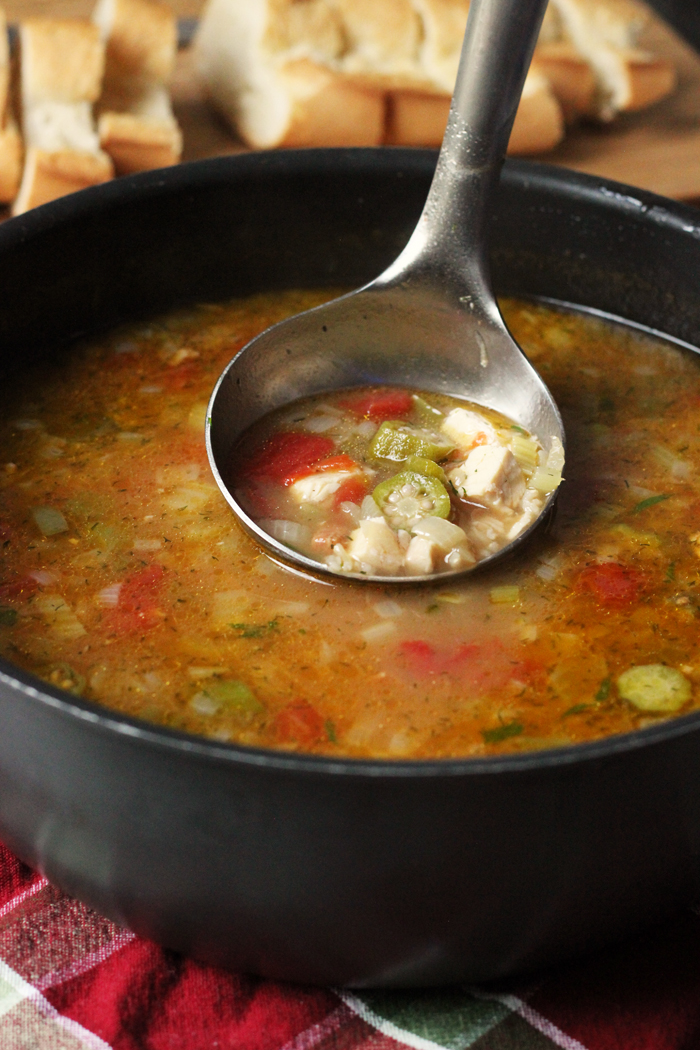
98, 84, 182, 172
92, 0, 177, 88
386, 68, 564, 155
531, 42, 597, 120
14, 19, 113, 215
0, 8, 20, 204
549, 0, 676, 119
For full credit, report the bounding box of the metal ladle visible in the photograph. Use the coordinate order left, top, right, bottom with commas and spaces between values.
207, 0, 565, 584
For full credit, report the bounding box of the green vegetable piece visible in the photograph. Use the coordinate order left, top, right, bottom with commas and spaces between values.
369, 421, 453, 463
633, 494, 670, 513
563, 703, 591, 717
373, 471, 451, 528
203, 679, 263, 723
404, 456, 447, 482
617, 663, 691, 713
595, 677, 611, 701
0, 607, 18, 627
32, 506, 68, 537
482, 720, 524, 744
411, 395, 444, 425
230, 619, 279, 639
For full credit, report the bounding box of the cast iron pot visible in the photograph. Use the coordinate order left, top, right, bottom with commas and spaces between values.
2, 149, 700, 988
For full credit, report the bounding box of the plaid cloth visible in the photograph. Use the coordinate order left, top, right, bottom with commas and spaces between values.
1, 841, 699, 1050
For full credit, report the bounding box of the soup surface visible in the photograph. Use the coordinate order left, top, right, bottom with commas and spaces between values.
1, 290, 700, 759
232, 388, 562, 577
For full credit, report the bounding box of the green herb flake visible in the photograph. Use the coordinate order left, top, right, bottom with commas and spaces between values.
595, 677, 612, 701
229, 619, 279, 639
0, 607, 18, 627
426, 603, 440, 613
564, 703, 591, 717
482, 719, 524, 744
325, 719, 338, 743
633, 494, 670, 513
666, 562, 676, 582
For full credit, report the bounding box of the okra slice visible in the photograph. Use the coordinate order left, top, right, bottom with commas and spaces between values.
369, 421, 454, 463
373, 471, 451, 528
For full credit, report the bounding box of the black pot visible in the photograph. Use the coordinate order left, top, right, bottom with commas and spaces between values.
2, 149, 700, 988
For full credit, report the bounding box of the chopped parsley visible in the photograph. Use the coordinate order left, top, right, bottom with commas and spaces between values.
482, 719, 523, 744
229, 619, 279, 639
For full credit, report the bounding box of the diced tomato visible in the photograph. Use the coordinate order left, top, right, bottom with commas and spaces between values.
274, 700, 325, 746
398, 639, 441, 676
0, 575, 39, 601
578, 562, 646, 606
290, 454, 360, 484
242, 433, 335, 486
341, 389, 414, 422
108, 564, 167, 633
332, 475, 369, 509
160, 362, 199, 391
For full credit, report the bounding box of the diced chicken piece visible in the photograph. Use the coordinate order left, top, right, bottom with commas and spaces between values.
448, 445, 526, 509
344, 517, 405, 574
407, 516, 475, 573
441, 408, 499, 453
289, 470, 354, 504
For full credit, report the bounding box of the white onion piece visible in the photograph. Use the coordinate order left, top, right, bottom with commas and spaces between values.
29, 570, 56, 585
96, 583, 122, 606
373, 600, 404, 619
304, 415, 338, 433
265, 520, 311, 547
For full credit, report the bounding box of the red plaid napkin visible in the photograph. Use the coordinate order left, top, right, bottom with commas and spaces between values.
1, 840, 699, 1050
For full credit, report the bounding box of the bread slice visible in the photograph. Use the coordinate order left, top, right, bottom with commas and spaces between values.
531, 42, 597, 121
13, 19, 113, 215
548, 0, 676, 119
92, 0, 177, 88
98, 84, 182, 172
386, 68, 564, 154
0, 8, 21, 204
94, 0, 182, 172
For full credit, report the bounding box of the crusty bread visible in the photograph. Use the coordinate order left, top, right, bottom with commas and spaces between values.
386, 68, 564, 153
92, 0, 177, 88
98, 84, 182, 171
13, 147, 112, 213
94, 0, 182, 173
13, 18, 113, 215
195, 0, 675, 153
548, 0, 676, 119
21, 18, 105, 106
0, 8, 21, 204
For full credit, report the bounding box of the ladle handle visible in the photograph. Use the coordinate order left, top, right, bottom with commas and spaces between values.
388, 0, 550, 292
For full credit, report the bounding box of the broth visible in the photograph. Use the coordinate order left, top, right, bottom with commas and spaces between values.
1, 290, 699, 759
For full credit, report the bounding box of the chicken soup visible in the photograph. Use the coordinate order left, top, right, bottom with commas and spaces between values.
1, 290, 699, 759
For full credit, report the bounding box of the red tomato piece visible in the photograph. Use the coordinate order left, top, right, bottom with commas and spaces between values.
341, 389, 414, 422
578, 562, 646, 606
398, 639, 441, 676
274, 700, 325, 746
243, 433, 335, 486
109, 564, 167, 632
333, 475, 369, 509
160, 362, 200, 391
0, 575, 39, 601
290, 454, 359, 483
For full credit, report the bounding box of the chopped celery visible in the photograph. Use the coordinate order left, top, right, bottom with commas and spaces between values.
490, 585, 520, 604
617, 663, 691, 712
511, 434, 539, 472
411, 395, 444, 425
530, 467, 562, 494
201, 679, 263, 723
32, 506, 68, 536
369, 421, 453, 463
373, 471, 451, 528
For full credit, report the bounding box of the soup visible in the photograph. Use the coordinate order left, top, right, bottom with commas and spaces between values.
0, 290, 698, 758
231, 387, 563, 577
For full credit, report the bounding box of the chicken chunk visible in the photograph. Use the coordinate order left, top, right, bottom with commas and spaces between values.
289, 470, 354, 504
448, 445, 526, 508
441, 408, 498, 452
344, 517, 405, 574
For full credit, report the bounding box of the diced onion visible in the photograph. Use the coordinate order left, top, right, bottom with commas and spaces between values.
359, 621, 398, 644
304, 415, 338, 433
96, 583, 122, 607
29, 570, 56, 585
32, 506, 68, 536
265, 520, 311, 547
190, 692, 221, 716
373, 600, 404, 619
133, 539, 162, 551
530, 467, 562, 493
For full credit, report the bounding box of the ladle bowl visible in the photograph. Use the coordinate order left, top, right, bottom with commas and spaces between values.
206, 0, 565, 583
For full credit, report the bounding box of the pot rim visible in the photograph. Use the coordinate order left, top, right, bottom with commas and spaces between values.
3, 147, 700, 779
